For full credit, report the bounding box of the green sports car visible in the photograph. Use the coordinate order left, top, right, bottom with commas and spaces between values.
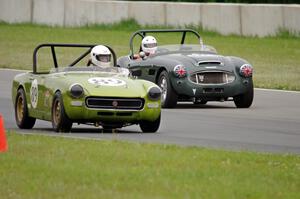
12, 44, 161, 132
118, 29, 254, 108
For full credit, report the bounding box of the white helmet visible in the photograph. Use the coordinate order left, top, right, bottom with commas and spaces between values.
91, 45, 112, 68
142, 36, 157, 55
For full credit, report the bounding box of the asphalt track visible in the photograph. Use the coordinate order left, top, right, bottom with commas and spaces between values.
1, 69, 300, 154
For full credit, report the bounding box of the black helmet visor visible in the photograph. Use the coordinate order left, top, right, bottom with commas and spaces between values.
96, 54, 111, 62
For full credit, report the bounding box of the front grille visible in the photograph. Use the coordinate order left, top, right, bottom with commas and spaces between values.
190, 71, 235, 84
86, 97, 144, 110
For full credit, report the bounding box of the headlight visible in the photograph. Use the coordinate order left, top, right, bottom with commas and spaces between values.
70, 84, 84, 98
239, 64, 253, 78
148, 87, 161, 101
173, 65, 187, 78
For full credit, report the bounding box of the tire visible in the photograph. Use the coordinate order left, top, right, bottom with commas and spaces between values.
139, 114, 161, 133
52, 92, 72, 132
15, 88, 36, 129
157, 71, 178, 108
233, 81, 254, 108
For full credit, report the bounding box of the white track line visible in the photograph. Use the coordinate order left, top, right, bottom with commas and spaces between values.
255, 88, 300, 94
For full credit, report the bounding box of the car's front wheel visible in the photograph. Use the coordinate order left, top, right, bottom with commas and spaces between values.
52, 92, 73, 132
15, 88, 36, 129
157, 71, 178, 108
233, 81, 254, 108
139, 114, 161, 133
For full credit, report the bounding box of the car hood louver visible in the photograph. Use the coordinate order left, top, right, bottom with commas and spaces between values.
198, 60, 223, 66
187, 54, 226, 66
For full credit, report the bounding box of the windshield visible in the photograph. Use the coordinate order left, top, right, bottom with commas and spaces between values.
50, 66, 130, 77
156, 44, 217, 54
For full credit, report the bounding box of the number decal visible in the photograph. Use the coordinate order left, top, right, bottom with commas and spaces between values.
88, 77, 126, 86
30, 79, 38, 108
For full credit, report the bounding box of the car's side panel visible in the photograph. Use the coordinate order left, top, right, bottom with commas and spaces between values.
24, 74, 48, 120
11, 73, 40, 119
129, 64, 159, 83
126, 56, 179, 85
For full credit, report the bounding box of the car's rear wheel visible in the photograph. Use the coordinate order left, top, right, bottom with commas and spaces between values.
15, 88, 36, 129
52, 92, 72, 132
233, 81, 254, 108
158, 71, 177, 108
139, 114, 161, 133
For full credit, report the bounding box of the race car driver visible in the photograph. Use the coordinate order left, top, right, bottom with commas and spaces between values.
133, 35, 157, 59
88, 45, 112, 68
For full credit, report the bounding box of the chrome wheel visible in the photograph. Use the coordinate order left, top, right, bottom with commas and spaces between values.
51, 92, 72, 132
53, 100, 61, 126
15, 88, 36, 129
159, 76, 168, 104
157, 71, 178, 108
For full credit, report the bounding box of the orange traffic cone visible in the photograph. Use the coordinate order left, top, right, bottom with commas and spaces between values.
0, 114, 8, 152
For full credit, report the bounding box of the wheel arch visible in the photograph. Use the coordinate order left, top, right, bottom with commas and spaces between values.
13, 84, 26, 106
52, 89, 65, 107
156, 67, 179, 95
155, 67, 167, 84
54, 89, 62, 95
52, 89, 73, 119
17, 84, 25, 91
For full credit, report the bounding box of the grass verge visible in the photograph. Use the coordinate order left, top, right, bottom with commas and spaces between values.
0, 132, 299, 199
0, 21, 299, 90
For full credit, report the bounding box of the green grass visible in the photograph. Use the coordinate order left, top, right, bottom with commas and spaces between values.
0, 132, 299, 199
0, 21, 300, 90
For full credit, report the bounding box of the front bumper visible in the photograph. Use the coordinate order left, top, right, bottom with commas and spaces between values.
170, 75, 252, 99
63, 97, 161, 123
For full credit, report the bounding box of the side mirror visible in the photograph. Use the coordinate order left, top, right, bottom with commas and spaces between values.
131, 69, 142, 77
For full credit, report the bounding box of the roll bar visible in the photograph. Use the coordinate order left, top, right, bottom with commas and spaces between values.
32, 43, 117, 74
129, 29, 201, 58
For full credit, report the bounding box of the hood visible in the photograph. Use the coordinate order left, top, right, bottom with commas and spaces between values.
151, 52, 234, 72
52, 72, 147, 98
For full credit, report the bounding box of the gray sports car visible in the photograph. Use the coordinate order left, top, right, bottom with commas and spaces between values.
118, 29, 254, 108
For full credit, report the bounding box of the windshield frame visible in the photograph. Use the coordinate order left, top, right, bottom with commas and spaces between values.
33, 43, 117, 74
50, 66, 130, 77
129, 29, 202, 58
154, 44, 217, 55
